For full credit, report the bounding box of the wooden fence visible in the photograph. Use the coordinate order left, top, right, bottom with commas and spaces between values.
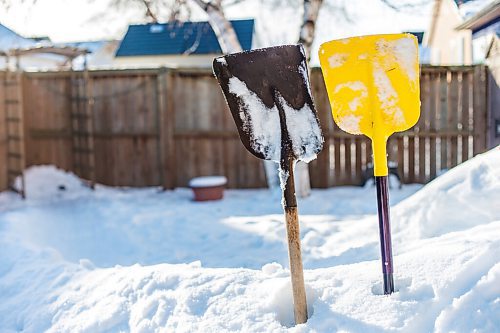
309, 65, 490, 187
0, 65, 492, 190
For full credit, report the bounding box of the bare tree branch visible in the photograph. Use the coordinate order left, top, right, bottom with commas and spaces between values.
298, 0, 323, 62
142, 0, 159, 22
189, 0, 243, 53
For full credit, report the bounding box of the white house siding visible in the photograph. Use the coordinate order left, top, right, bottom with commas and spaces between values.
425, 0, 473, 65
113, 54, 218, 68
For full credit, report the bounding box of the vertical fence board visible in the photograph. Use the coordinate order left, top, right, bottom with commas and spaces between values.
354, 137, 363, 185
461, 71, 471, 162
439, 71, 448, 173
407, 136, 415, 183
473, 65, 488, 155
449, 71, 459, 168
0, 72, 6, 191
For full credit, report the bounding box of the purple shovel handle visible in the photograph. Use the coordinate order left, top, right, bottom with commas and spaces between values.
375, 176, 395, 294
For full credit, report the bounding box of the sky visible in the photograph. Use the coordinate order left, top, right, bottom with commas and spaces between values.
0, 0, 436, 44
0, 0, 135, 42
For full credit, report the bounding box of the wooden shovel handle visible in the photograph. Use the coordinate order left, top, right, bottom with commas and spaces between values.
284, 205, 308, 324
281, 157, 308, 324
274, 88, 308, 324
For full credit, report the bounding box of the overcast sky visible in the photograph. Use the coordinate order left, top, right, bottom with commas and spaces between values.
0, 0, 434, 46
0, 0, 143, 42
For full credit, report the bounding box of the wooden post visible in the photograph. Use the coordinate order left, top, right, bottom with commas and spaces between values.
84, 66, 96, 189
0, 71, 7, 191
473, 65, 487, 155
156, 69, 166, 187
159, 69, 176, 189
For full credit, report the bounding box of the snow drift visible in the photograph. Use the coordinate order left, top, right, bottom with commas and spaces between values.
0, 147, 498, 332
393, 147, 500, 240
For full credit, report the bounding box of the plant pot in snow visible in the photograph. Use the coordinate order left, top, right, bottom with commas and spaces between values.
189, 176, 227, 201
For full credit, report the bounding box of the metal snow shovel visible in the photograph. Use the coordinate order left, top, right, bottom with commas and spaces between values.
318, 34, 420, 294
213, 45, 323, 324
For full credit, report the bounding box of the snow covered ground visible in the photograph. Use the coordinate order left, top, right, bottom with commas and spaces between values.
0, 148, 499, 332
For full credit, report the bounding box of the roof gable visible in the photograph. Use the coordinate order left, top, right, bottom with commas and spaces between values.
457, 1, 500, 32
116, 19, 254, 57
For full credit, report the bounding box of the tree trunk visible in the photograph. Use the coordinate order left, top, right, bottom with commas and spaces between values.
295, 0, 324, 197
190, 0, 242, 53
298, 0, 323, 62
192, 0, 325, 195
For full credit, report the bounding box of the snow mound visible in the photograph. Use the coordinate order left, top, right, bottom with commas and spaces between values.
393, 147, 500, 240
0, 148, 498, 332
15, 165, 91, 200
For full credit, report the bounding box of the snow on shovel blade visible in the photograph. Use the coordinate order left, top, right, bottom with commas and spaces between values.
213, 45, 323, 164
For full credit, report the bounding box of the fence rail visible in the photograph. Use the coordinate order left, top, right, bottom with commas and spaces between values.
0, 65, 491, 190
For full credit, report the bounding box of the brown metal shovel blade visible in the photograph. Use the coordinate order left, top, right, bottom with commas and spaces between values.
213, 45, 323, 164
213, 45, 322, 325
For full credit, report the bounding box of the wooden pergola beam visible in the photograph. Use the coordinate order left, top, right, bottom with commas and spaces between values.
7, 46, 90, 60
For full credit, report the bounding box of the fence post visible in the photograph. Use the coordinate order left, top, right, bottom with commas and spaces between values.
0, 71, 6, 191
156, 69, 165, 187
473, 65, 488, 155
158, 69, 176, 189
486, 66, 500, 149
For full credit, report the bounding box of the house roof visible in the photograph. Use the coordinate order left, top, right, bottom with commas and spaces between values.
456, 0, 500, 32
405, 31, 425, 44
115, 19, 254, 57
0, 23, 35, 51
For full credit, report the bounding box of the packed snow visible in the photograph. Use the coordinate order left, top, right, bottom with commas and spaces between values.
0, 148, 499, 332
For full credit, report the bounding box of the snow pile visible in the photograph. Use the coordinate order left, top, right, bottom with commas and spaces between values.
0, 148, 499, 332
393, 147, 500, 240
14, 165, 91, 201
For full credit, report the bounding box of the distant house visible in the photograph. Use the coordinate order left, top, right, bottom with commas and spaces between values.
423, 0, 479, 65
456, 0, 500, 63
456, 1, 499, 149
114, 19, 254, 68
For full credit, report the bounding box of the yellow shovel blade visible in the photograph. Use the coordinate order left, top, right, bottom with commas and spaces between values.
318, 34, 420, 176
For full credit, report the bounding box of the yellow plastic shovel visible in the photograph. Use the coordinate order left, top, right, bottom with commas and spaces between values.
318, 34, 420, 294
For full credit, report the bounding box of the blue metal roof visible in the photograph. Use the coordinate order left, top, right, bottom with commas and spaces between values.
116, 19, 254, 57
